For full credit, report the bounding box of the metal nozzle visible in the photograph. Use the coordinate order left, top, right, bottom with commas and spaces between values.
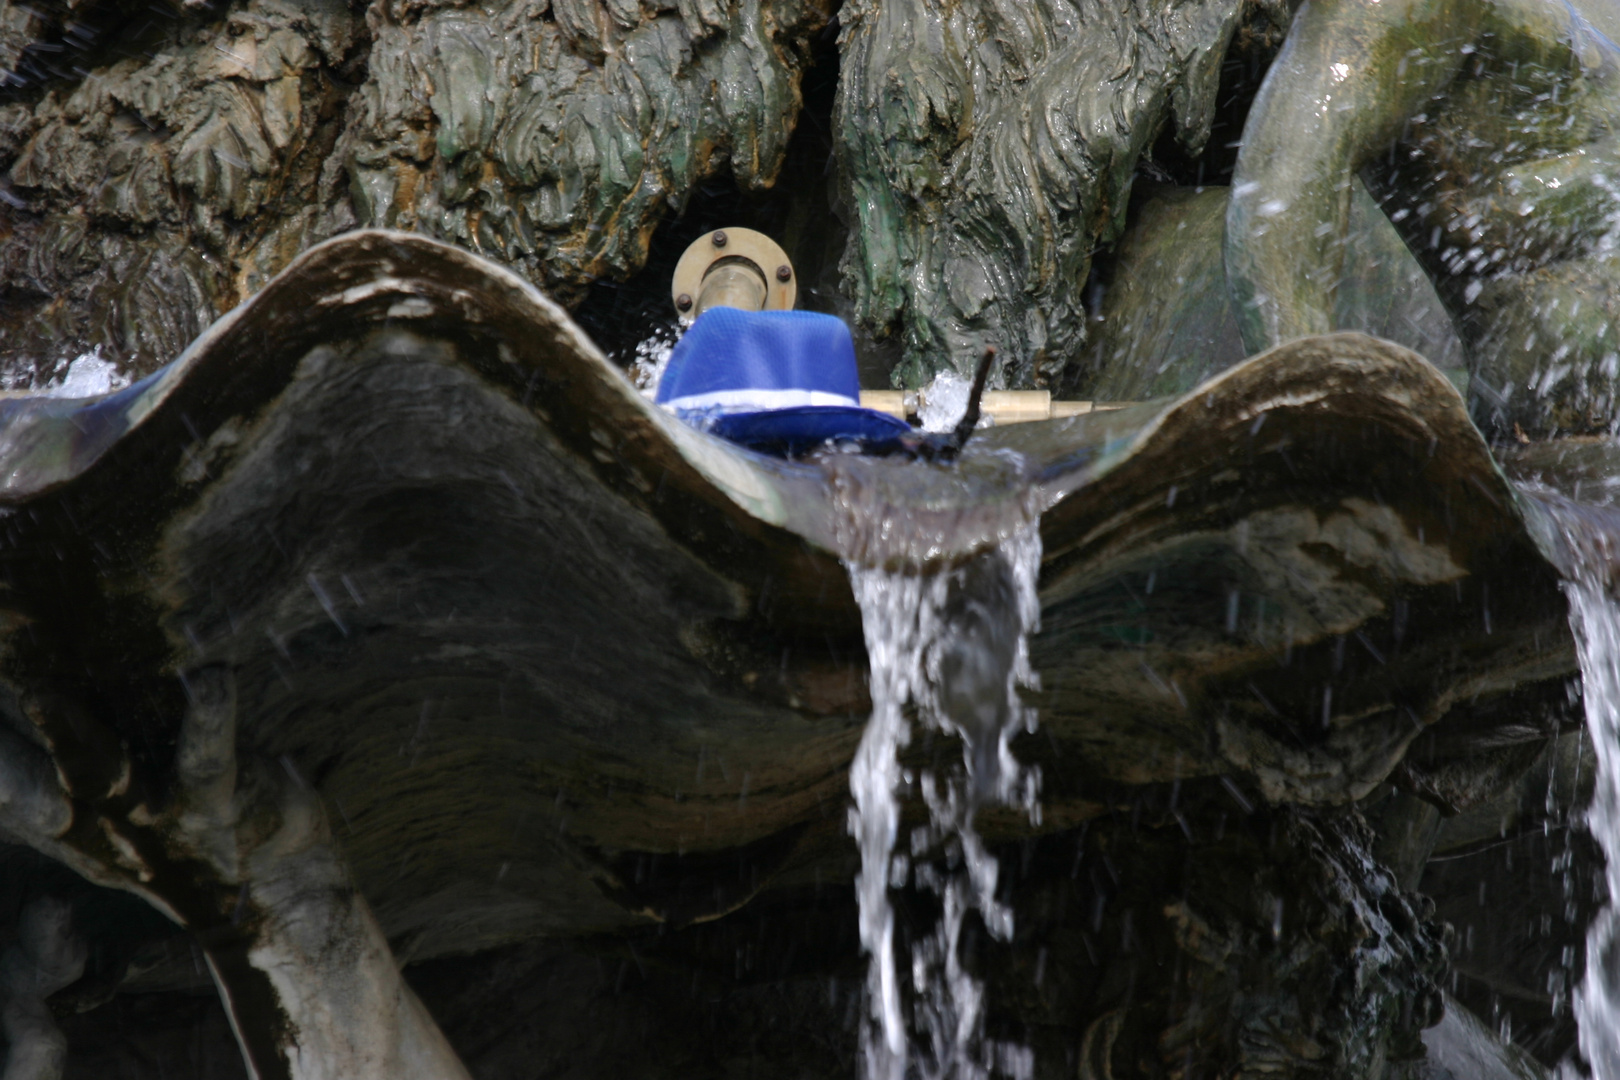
697, 259, 770, 315
671, 228, 796, 324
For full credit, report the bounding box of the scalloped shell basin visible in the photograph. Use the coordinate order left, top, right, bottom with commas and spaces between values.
0, 230, 1579, 954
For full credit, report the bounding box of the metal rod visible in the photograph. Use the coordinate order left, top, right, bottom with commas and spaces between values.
859, 390, 1130, 425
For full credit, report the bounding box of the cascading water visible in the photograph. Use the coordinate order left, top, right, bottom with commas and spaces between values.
1545, 500, 1620, 1079
846, 526, 1042, 1080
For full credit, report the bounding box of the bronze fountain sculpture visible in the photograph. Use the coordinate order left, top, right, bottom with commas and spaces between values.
0, 0, 1615, 1075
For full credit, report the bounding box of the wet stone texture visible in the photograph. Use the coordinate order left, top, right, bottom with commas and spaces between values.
0, 0, 1316, 392
834, 0, 1287, 388
0, 0, 829, 380
38, 803, 1455, 1080
343, 0, 831, 302
941, 797, 1451, 1080
1076, 183, 1467, 404
0, 0, 366, 377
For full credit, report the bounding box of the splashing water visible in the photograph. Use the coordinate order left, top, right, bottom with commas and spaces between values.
847, 526, 1041, 1080
628, 325, 680, 397
1, 346, 131, 397
917, 371, 996, 435
1546, 501, 1620, 1079
917, 372, 974, 434
42, 348, 128, 398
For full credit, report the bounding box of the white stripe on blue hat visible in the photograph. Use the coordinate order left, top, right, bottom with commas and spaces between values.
663, 388, 860, 411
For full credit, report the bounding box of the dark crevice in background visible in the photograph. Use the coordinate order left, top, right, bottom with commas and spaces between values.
1144, 11, 1291, 190
570, 13, 902, 390
1082, 6, 1292, 325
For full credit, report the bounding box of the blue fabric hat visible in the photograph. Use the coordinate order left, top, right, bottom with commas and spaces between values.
656, 307, 911, 454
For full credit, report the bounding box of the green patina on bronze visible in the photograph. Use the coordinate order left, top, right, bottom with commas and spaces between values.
833, 0, 1283, 388
0, 0, 830, 378
1078, 182, 1465, 402
1226, 0, 1620, 437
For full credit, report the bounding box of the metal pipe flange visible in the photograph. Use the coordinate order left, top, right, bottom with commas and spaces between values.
671, 228, 797, 324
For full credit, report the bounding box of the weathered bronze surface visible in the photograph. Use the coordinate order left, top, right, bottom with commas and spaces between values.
0, 0, 830, 380
0, 232, 1581, 958
834, 0, 1278, 387
1080, 183, 1466, 402
1227, 0, 1620, 437
5, 0, 1612, 407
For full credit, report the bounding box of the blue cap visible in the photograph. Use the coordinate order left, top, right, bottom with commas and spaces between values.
656, 307, 911, 454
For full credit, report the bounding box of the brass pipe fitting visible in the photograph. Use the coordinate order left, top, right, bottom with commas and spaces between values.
859, 390, 1127, 425
671, 228, 796, 323
696, 260, 769, 315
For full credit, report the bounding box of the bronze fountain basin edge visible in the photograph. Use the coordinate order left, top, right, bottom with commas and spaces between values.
0, 231, 1580, 949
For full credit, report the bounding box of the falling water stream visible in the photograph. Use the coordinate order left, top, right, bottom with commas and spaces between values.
845, 526, 1042, 1080
1546, 500, 1620, 1079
